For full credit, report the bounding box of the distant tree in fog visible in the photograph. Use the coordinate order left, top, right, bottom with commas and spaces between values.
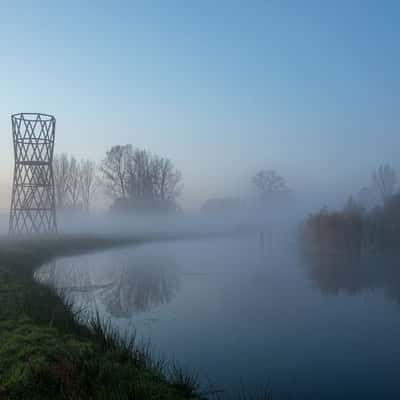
79, 159, 97, 212
67, 157, 81, 209
252, 170, 288, 197
53, 153, 97, 212
372, 164, 397, 204
53, 153, 70, 209
101, 145, 182, 212
100, 145, 132, 199
151, 156, 182, 207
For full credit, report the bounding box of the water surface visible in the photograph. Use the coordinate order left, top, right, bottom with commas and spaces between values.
36, 236, 400, 399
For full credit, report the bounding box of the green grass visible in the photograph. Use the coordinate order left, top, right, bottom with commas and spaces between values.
0, 234, 203, 399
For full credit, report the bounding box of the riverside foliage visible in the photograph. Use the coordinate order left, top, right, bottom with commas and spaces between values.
303, 193, 400, 256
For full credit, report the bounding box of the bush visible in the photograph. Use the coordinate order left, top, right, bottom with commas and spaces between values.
303, 209, 363, 256
303, 192, 400, 255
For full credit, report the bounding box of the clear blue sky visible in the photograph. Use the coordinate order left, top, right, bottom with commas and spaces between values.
0, 1, 399, 209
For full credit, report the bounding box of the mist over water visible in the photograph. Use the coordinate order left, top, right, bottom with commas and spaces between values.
52, 199, 303, 238
35, 229, 400, 399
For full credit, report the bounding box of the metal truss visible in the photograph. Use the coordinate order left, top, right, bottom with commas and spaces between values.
9, 113, 57, 235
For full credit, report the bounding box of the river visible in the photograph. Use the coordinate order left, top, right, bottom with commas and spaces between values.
35, 235, 400, 399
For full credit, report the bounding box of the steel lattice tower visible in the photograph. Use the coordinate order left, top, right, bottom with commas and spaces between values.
9, 113, 57, 235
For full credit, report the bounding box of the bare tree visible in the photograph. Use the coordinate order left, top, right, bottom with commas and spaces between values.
100, 145, 132, 199
126, 149, 154, 201
79, 159, 97, 213
152, 157, 182, 205
54, 153, 96, 212
53, 153, 71, 210
67, 156, 81, 209
252, 170, 287, 197
101, 146, 182, 211
126, 149, 182, 210
372, 164, 397, 204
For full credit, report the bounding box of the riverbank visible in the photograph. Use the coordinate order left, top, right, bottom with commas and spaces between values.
0, 235, 203, 399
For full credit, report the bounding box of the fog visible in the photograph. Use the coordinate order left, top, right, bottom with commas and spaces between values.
2, 2, 400, 398
0, 181, 359, 237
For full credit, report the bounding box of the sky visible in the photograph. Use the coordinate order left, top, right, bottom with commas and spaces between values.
0, 1, 399, 211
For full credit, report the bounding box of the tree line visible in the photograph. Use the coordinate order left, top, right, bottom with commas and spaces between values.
54, 141, 291, 215
53, 154, 97, 212
304, 163, 400, 256
52, 145, 182, 214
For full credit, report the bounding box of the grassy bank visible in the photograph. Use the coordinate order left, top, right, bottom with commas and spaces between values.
0, 235, 203, 400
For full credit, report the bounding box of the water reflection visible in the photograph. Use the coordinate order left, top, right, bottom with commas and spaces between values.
101, 254, 180, 317
35, 238, 400, 399
306, 251, 400, 303
36, 247, 180, 317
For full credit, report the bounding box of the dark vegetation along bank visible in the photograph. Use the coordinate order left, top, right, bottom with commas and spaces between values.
302, 191, 400, 302
0, 235, 204, 400
303, 193, 400, 257
303, 164, 400, 257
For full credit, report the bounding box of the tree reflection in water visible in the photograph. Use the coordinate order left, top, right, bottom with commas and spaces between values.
101, 253, 180, 317
306, 251, 400, 303
36, 247, 180, 318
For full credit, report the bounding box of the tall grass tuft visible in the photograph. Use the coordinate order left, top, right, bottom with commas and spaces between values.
168, 362, 201, 397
